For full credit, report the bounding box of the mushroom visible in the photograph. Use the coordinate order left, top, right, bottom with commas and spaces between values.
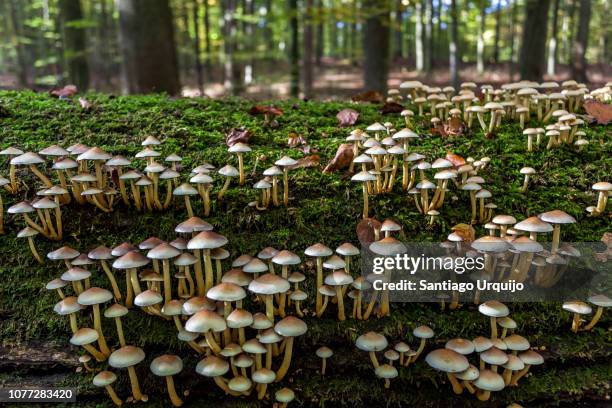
147, 243, 181, 305
248, 273, 289, 322
474, 369, 505, 401
61, 267, 91, 295
274, 156, 298, 206
17, 227, 43, 263
108, 346, 147, 402
275, 387, 295, 408
160, 169, 180, 209
583, 294, 612, 331
356, 331, 388, 368
502, 354, 525, 385
0, 146, 24, 193
150, 355, 184, 407
93, 371, 123, 406
519, 167, 536, 193
46, 278, 68, 299
254, 179, 272, 210
274, 316, 307, 381
185, 309, 226, 355
208, 282, 247, 344
78, 287, 113, 357
106, 156, 132, 206
304, 243, 333, 316
88, 246, 122, 302
11, 152, 53, 188
112, 250, 149, 307
316, 346, 333, 375
104, 303, 128, 347
252, 368, 276, 399
195, 355, 239, 396
425, 349, 469, 394
351, 171, 376, 219
367, 237, 407, 318
228, 143, 251, 186
173, 183, 199, 217
410, 325, 434, 363
217, 164, 239, 200
324, 269, 353, 320
70, 328, 107, 363
591, 182, 611, 216
538, 210, 576, 253
187, 230, 228, 293
478, 300, 509, 340
510, 350, 544, 385
190, 172, 214, 216
562, 300, 592, 333
53, 296, 83, 334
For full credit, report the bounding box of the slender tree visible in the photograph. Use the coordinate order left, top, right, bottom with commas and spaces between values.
203, 0, 212, 80
476, 0, 486, 74
424, 0, 433, 71
508, 0, 518, 79
221, 0, 242, 95
547, 0, 562, 76
492, 0, 502, 63
7, 0, 28, 87
303, 0, 314, 98
449, 0, 460, 90
315, 0, 324, 65
519, 0, 551, 81
415, 0, 424, 71
288, 0, 300, 97
570, 0, 591, 82
363, 0, 390, 93
394, 0, 403, 59
59, 0, 89, 89
193, 0, 204, 93
117, 0, 180, 94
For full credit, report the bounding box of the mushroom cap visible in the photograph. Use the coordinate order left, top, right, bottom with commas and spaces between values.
413, 325, 434, 339
351, 170, 377, 182
356, 331, 388, 352
0, 146, 24, 156
182, 296, 216, 315
497, 316, 517, 329
518, 350, 544, 365
511, 236, 543, 253
562, 300, 592, 314
222, 269, 252, 287
242, 258, 269, 274
160, 300, 183, 316
520, 166, 536, 175
492, 215, 517, 225
185, 310, 227, 332
252, 368, 276, 384
445, 338, 475, 355
290, 289, 308, 301
248, 273, 290, 295
175, 216, 213, 234
173, 183, 198, 196
54, 296, 82, 315
504, 334, 530, 351
210, 247, 230, 260
503, 354, 525, 371
220, 343, 242, 357
150, 354, 183, 377
48, 246, 80, 260
104, 303, 129, 318
242, 339, 266, 354
228, 376, 252, 392
39, 144, 70, 156
207, 283, 246, 302
323, 255, 346, 270
78, 287, 113, 305
77, 147, 112, 161
46, 278, 68, 290
592, 181, 612, 191
196, 355, 229, 377
319, 285, 336, 297
258, 328, 282, 344
228, 143, 252, 153
473, 336, 493, 352
234, 354, 254, 368
514, 216, 553, 233
275, 388, 295, 404
375, 364, 398, 379
232, 254, 253, 267
275, 156, 298, 167
88, 246, 113, 260
474, 369, 505, 391
336, 242, 360, 256
112, 251, 150, 269
70, 328, 99, 346
134, 290, 163, 307
11, 152, 45, 165
258, 247, 279, 260
8, 201, 35, 214
305, 243, 333, 258
147, 243, 181, 260
325, 270, 354, 286
456, 364, 480, 381
263, 166, 283, 176
288, 271, 306, 283
538, 210, 576, 224
369, 237, 407, 256
190, 173, 213, 184
316, 346, 334, 359
251, 313, 273, 330
480, 347, 509, 366
478, 300, 509, 317
587, 294, 612, 308
61, 267, 92, 282
142, 135, 162, 146
93, 371, 117, 387
17, 227, 39, 238
384, 349, 400, 361
272, 249, 301, 265
274, 316, 307, 337
471, 236, 509, 253
188, 231, 228, 250
425, 349, 470, 373
174, 252, 198, 266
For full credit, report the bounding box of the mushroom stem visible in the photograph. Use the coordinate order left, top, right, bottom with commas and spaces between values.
448, 373, 463, 394
315, 258, 324, 315
27, 237, 44, 264
521, 175, 530, 193
165, 376, 183, 407
335, 286, 346, 321
162, 259, 172, 304
476, 390, 491, 401
92, 305, 111, 356
116, 169, 130, 206
551, 224, 561, 254
184, 196, 194, 218
114, 317, 126, 347
125, 273, 134, 308
363, 289, 378, 320
411, 339, 427, 363
282, 168, 289, 206
203, 249, 214, 293
275, 337, 294, 381
320, 357, 327, 375
265, 295, 275, 322
368, 351, 379, 368
571, 312, 581, 333
101, 260, 122, 301
490, 316, 498, 340
9, 164, 18, 192
218, 177, 231, 200
469, 191, 477, 223
582, 306, 604, 331
29, 165, 53, 187
164, 180, 173, 209
23, 214, 47, 236
127, 366, 145, 401
83, 344, 107, 362
104, 385, 123, 406
204, 331, 222, 354
130, 181, 141, 210
129, 268, 142, 295
362, 183, 369, 219
238, 154, 245, 186
510, 365, 531, 385
596, 192, 608, 214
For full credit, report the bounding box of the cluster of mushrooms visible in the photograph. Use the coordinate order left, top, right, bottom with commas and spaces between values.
425, 301, 543, 401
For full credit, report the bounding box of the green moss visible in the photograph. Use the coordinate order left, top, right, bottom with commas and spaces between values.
0, 91, 610, 406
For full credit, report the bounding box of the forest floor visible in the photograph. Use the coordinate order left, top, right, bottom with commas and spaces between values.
0, 91, 610, 407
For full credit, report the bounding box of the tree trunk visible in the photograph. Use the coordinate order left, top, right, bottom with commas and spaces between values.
449, 0, 460, 90
221, 0, 242, 95
315, 0, 324, 66
117, 0, 180, 94
570, 0, 590, 83
424, 0, 433, 72
244, 0, 255, 86
508, 0, 517, 80
193, 0, 204, 93
493, 0, 502, 63
477, 0, 486, 74
394, 0, 403, 59
547, 0, 561, 76
303, 0, 314, 99
98, 0, 112, 87
519, 0, 551, 81
363, 0, 390, 94
435, 0, 442, 61
7, 0, 28, 87
59, 0, 89, 90
288, 0, 300, 97
415, 0, 424, 71
203, 0, 212, 81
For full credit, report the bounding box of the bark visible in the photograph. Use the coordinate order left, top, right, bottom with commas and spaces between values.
303, 0, 314, 99
508, 0, 517, 79
203, 0, 212, 80
519, 0, 551, 81
288, 0, 300, 97
493, 0, 502, 63
424, 0, 433, 72
7, 0, 28, 87
315, 0, 324, 65
59, 0, 90, 90
570, 0, 590, 83
449, 0, 460, 90
244, 0, 255, 85
415, 0, 424, 71
547, 0, 561, 76
221, 0, 243, 95
117, 0, 180, 94
477, 0, 486, 74
394, 0, 403, 59
193, 0, 203, 93
98, 0, 112, 86
363, 0, 390, 94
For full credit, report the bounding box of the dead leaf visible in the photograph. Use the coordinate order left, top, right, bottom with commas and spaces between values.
431, 122, 447, 137
602, 232, 612, 248
50, 85, 77, 98
451, 223, 476, 243
379, 101, 404, 115
444, 116, 466, 136
336, 108, 359, 127
287, 155, 320, 170
446, 152, 466, 167
78, 97, 92, 111
357, 218, 382, 246
583, 100, 612, 125
323, 144, 354, 173
248, 105, 283, 117
225, 128, 252, 147
287, 133, 313, 154
352, 90, 384, 103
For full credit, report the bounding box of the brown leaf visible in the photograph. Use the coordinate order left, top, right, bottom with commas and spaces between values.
352, 90, 384, 103
49, 85, 78, 98
248, 105, 283, 117
583, 100, 612, 125
451, 223, 476, 243
323, 143, 354, 174
444, 116, 466, 136
287, 155, 320, 170
431, 122, 447, 137
446, 152, 466, 167
78, 97, 92, 110
379, 101, 404, 115
357, 218, 382, 246
336, 108, 359, 127
225, 128, 252, 147
602, 232, 612, 248
288, 132, 313, 154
